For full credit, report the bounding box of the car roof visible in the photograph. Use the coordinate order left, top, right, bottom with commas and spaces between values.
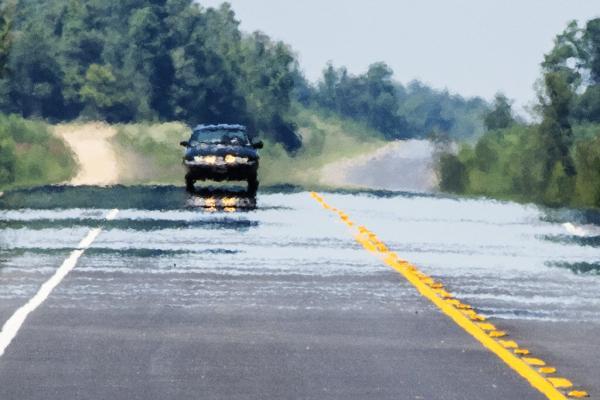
193, 124, 247, 132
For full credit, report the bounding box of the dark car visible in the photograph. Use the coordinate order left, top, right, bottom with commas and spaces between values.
180, 124, 263, 193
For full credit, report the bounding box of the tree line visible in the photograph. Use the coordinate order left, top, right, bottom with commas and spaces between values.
298, 62, 487, 140
439, 18, 600, 208
0, 0, 302, 150
0, 0, 490, 153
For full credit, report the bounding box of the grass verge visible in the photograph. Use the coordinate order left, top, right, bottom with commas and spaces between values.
0, 114, 76, 191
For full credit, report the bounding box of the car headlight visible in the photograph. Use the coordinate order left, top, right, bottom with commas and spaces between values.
204, 155, 217, 164
224, 155, 249, 164
194, 155, 218, 164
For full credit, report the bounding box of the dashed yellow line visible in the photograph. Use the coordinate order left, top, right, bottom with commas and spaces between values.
310, 192, 589, 400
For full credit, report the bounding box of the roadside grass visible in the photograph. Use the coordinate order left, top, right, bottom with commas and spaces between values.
0, 106, 389, 192
259, 106, 386, 186
110, 106, 388, 187
0, 114, 76, 191
111, 122, 189, 184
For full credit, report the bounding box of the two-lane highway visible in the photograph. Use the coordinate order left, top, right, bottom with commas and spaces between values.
0, 186, 598, 399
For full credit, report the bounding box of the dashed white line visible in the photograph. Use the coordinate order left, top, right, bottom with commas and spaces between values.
0, 209, 119, 358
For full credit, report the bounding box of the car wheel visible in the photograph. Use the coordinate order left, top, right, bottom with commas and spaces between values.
247, 175, 259, 194
185, 174, 195, 192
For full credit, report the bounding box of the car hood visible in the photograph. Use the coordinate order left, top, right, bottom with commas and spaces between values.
185, 143, 259, 160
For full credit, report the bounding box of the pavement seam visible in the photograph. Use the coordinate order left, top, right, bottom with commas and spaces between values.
0, 208, 119, 358
310, 192, 588, 400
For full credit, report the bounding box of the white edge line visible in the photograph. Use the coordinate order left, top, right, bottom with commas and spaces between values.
0, 209, 119, 358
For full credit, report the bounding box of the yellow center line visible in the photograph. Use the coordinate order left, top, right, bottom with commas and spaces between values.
310, 192, 589, 400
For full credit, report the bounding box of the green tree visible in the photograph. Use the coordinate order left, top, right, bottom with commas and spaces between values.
484, 93, 514, 131
572, 19, 600, 122
396, 81, 486, 140
170, 5, 246, 126
4, 24, 64, 118
0, 1, 14, 78
317, 63, 339, 110
240, 31, 300, 150
57, 0, 106, 117
438, 152, 469, 193
364, 62, 405, 136
542, 21, 585, 86
538, 71, 576, 179
79, 64, 129, 120
0, 133, 16, 185
543, 18, 600, 124
574, 85, 600, 122
584, 18, 600, 83
544, 160, 573, 206
574, 136, 600, 207
436, 18, 600, 208
314, 62, 410, 138
124, 4, 173, 119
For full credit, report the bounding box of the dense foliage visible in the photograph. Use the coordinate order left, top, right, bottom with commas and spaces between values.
300, 63, 487, 140
439, 18, 600, 208
0, 0, 302, 150
0, 1, 12, 78
0, 0, 489, 152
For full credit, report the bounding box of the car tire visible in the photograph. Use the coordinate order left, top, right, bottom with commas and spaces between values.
185, 174, 195, 192
248, 175, 259, 194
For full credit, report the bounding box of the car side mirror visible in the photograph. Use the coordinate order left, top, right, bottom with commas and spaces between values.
179, 140, 189, 147
252, 140, 264, 149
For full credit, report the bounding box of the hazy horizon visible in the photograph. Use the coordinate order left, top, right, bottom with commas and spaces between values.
200, 0, 599, 114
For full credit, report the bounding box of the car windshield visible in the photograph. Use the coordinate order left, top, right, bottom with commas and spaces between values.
191, 129, 249, 145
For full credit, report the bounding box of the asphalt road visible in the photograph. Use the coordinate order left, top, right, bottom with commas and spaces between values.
0, 186, 599, 400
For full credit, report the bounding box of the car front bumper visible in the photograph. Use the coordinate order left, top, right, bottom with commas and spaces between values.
184, 160, 258, 182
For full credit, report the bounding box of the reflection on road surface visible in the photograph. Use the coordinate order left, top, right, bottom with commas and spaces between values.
0, 186, 598, 399
186, 187, 257, 212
